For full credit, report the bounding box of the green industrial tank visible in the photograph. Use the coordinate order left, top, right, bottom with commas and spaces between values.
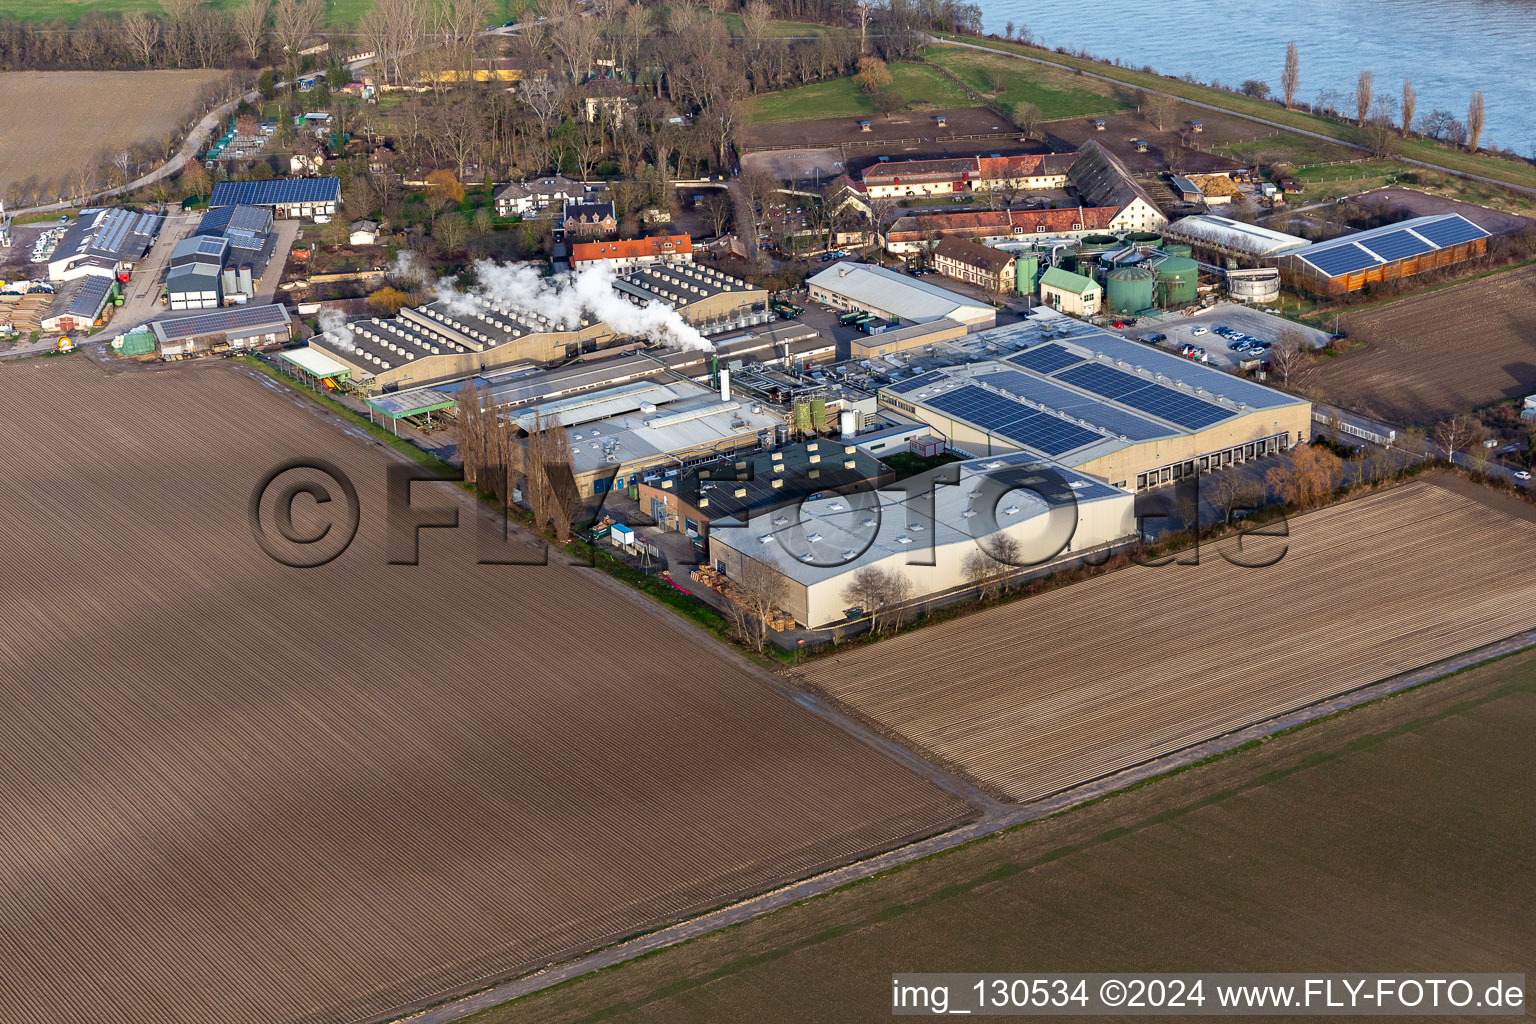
1163, 243, 1194, 258
1104, 265, 1156, 314
1124, 231, 1162, 245
1082, 233, 1119, 246
1015, 252, 1039, 295
1153, 255, 1200, 307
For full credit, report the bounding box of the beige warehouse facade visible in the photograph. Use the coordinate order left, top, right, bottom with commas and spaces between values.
708, 455, 1137, 628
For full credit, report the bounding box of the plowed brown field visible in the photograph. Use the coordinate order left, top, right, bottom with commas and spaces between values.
1315, 265, 1536, 424
0, 71, 230, 196
799, 477, 1536, 803
0, 357, 968, 1024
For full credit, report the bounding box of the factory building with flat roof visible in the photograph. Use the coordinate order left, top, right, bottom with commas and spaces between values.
708, 452, 1137, 627
807, 262, 996, 331
310, 264, 771, 390
879, 322, 1311, 491
516, 378, 785, 497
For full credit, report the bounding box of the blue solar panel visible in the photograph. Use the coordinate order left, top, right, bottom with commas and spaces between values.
923, 384, 1103, 456
925, 385, 1037, 434
1008, 343, 1084, 374
1056, 363, 1230, 430
209, 178, 340, 208
1302, 242, 1378, 277
1358, 229, 1435, 262
1006, 412, 1103, 456
1411, 216, 1487, 248
886, 370, 948, 395
975, 370, 1172, 441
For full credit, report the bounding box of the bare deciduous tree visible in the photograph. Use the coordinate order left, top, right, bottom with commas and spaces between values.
1433, 414, 1481, 463
1266, 445, 1343, 509
122, 13, 161, 67
701, 190, 733, 237
1354, 68, 1373, 124
1204, 471, 1265, 525
273, 0, 323, 81
1269, 328, 1312, 386
1141, 90, 1179, 132
962, 548, 1007, 602
726, 556, 789, 651
1400, 78, 1416, 137
1467, 90, 1485, 152
1280, 41, 1299, 110
232, 0, 269, 61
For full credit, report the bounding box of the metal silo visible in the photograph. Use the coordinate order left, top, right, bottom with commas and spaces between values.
1104, 265, 1156, 314
1154, 256, 1200, 307
1015, 253, 1039, 295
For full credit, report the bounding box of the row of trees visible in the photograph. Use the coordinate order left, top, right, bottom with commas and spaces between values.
0, 0, 323, 72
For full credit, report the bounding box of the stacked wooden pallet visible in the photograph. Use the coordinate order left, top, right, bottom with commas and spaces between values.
0, 295, 49, 332
690, 566, 795, 631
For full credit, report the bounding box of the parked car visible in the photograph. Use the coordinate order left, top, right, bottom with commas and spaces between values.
1515, 471, 1532, 482
1190, 326, 1208, 336
1147, 333, 1167, 343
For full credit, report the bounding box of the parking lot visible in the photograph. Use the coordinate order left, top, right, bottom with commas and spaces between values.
1120, 302, 1331, 370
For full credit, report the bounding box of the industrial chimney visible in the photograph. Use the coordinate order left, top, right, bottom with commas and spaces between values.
719, 368, 731, 402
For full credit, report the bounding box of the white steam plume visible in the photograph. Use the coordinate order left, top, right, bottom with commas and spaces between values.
317, 307, 355, 352
411, 255, 714, 352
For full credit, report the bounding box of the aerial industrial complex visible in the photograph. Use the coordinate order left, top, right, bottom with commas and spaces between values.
5, 12, 1536, 1024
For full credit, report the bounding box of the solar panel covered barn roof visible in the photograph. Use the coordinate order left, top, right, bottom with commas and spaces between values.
1289, 214, 1490, 278
209, 178, 340, 208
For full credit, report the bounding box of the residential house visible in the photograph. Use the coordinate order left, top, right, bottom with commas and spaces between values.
930, 235, 1016, 294
562, 201, 617, 238
571, 235, 693, 269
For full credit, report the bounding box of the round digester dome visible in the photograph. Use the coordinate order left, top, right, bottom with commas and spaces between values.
1105, 265, 1156, 314
1154, 255, 1200, 307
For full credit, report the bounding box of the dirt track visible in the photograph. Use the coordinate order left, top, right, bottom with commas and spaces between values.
799, 477, 1536, 802
0, 356, 967, 1024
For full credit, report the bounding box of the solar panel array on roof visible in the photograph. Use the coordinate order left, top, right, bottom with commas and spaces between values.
66, 276, 113, 317
1056, 363, 1229, 430
1359, 229, 1435, 263
974, 370, 1172, 441
1412, 215, 1489, 247
1007, 343, 1084, 374
925, 385, 1103, 456
209, 178, 340, 208
226, 205, 272, 234
152, 303, 290, 341
1302, 242, 1377, 277
886, 369, 949, 395
1079, 335, 1293, 410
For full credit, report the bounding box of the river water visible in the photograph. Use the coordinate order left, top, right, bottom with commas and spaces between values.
973, 0, 1536, 153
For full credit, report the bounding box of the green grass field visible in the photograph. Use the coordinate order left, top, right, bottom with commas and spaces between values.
935, 35, 1536, 194
749, 62, 970, 123
1216, 130, 1355, 166
718, 13, 832, 37
923, 46, 1126, 120
468, 644, 1536, 1024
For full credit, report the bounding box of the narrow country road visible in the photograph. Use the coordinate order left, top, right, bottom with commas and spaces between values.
933, 37, 1536, 200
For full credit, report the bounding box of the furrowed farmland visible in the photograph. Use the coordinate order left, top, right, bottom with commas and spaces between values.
0, 357, 968, 1024
1314, 265, 1536, 425
486, 647, 1536, 1024
0, 70, 229, 197
798, 477, 1536, 803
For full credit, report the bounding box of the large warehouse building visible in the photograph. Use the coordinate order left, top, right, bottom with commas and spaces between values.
807, 262, 995, 331
47, 208, 162, 283
310, 264, 770, 390
708, 452, 1137, 627
1163, 214, 1311, 263
1274, 213, 1490, 295
880, 322, 1311, 491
